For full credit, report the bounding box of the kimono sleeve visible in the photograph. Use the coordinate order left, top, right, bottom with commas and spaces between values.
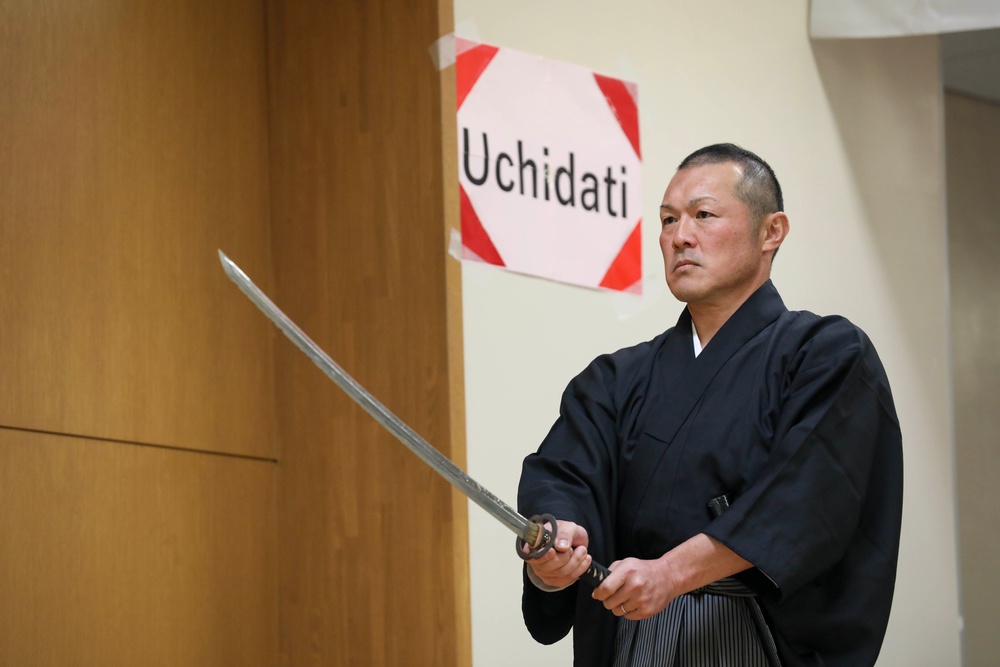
517, 344, 648, 645
703, 318, 903, 598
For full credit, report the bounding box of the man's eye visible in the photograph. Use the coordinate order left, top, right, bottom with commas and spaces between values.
662, 216, 677, 225
696, 210, 713, 219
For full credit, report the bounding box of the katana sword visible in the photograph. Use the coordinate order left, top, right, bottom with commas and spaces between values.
218, 250, 610, 588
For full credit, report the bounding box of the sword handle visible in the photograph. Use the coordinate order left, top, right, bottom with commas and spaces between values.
580, 560, 612, 588
517, 514, 612, 589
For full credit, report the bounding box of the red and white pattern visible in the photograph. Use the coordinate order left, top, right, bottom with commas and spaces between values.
456, 39, 643, 293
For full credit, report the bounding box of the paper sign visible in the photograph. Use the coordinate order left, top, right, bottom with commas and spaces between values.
456, 40, 642, 293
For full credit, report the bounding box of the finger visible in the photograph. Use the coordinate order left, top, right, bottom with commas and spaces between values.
532, 544, 581, 574
538, 547, 591, 585
591, 564, 626, 602
569, 552, 594, 580
532, 552, 593, 589
606, 589, 644, 619
548, 520, 588, 548
551, 545, 589, 577
553, 536, 573, 553
530, 552, 569, 575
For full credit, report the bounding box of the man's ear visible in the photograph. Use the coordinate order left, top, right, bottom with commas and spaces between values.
761, 211, 789, 253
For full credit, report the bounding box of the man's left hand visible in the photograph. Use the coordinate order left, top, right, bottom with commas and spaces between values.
591, 556, 678, 620
591, 533, 754, 620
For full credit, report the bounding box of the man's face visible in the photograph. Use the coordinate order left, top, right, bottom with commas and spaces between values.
659, 162, 768, 309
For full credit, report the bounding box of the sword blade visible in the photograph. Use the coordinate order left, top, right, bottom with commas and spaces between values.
218, 250, 534, 538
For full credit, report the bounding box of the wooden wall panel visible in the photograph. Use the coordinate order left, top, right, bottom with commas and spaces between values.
0, 429, 278, 666
265, 0, 469, 664
2, 1, 470, 664
946, 91, 1000, 667
0, 0, 276, 458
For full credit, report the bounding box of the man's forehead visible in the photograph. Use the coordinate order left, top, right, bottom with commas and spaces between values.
661, 162, 743, 203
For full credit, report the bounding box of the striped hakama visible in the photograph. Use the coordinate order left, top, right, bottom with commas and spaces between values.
613, 579, 781, 667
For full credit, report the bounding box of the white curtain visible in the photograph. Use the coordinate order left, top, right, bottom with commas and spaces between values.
811, 0, 1000, 38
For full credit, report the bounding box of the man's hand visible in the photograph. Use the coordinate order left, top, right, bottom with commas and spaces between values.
591, 556, 678, 620
524, 519, 593, 590
591, 534, 753, 620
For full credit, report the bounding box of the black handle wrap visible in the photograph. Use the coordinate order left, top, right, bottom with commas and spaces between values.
517, 514, 612, 589
579, 560, 612, 587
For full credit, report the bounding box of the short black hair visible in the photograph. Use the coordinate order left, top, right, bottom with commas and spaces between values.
677, 143, 783, 225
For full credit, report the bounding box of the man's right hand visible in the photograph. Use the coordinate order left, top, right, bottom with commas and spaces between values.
524, 520, 593, 589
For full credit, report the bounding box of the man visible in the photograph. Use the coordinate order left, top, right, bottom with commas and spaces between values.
517, 144, 903, 666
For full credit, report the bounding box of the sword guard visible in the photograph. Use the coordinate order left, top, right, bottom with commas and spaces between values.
515, 514, 613, 589
515, 514, 558, 561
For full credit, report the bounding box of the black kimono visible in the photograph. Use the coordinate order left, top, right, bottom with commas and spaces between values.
518, 281, 903, 667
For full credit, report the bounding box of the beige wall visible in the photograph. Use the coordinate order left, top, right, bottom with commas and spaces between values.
453, 2, 961, 665
946, 91, 1000, 667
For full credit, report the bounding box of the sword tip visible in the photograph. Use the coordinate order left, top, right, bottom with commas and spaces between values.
218, 249, 241, 282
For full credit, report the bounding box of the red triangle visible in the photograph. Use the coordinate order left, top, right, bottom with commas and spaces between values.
460, 185, 505, 266
456, 43, 500, 110
593, 74, 641, 159
599, 220, 642, 292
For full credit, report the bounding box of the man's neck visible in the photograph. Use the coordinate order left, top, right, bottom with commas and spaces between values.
687, 278, 768, 348
688, 305, 736, 348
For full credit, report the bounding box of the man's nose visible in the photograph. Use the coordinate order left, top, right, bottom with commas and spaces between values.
672, 216, 696, 247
